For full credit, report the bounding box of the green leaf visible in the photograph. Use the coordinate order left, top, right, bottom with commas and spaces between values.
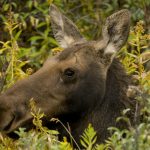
15, 30, 22, 40
80, 123, 97, 149
29, 36, 43, 41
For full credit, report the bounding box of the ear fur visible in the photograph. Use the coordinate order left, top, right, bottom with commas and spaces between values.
102, 9, 130, 55
96, 9, 130, 64
49, 4, 85, 48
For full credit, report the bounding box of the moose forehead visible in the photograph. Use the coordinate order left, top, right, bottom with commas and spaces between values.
57, 41, 106, 61
44, 41, 108, 72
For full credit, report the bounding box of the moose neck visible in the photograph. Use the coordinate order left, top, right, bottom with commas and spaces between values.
104, 58, 130, 107
93, 59, 131, 142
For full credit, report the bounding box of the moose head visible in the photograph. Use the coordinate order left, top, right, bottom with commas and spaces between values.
0, 4, 131, 143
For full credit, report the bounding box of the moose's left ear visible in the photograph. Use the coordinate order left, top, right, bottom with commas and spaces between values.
101, 9, 130, 59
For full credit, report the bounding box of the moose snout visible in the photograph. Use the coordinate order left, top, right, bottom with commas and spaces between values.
0, 105, 14, 132
0, 95, 33, 133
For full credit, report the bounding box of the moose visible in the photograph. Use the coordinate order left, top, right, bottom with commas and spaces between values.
0, 4, 133, 144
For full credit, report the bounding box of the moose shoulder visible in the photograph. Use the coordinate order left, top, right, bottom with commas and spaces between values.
0, 4, 133, 144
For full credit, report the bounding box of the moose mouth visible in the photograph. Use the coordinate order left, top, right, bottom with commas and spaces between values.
3, 115, 33, 134
3, 115, 16, 132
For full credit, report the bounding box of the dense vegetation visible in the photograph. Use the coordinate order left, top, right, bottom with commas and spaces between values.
0, 0, 150, 149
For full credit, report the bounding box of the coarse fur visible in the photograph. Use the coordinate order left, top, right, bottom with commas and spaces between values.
0, 4, 133, 145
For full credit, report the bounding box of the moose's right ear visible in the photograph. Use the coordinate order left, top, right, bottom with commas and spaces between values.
49, 4, 85, 48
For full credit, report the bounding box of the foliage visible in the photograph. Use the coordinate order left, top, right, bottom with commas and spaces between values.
80, 124, 97, 150
119, 21, 150, 91
0, 0, 150, 150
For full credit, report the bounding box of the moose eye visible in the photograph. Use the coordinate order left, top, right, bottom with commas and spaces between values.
62, 68, 77, 83
64, 68, 75, 77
